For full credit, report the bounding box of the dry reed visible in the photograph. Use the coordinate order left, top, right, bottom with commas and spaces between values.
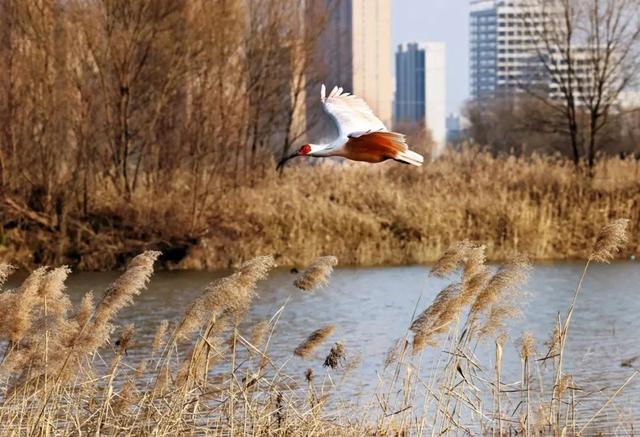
175, 255, 275, 341
429, 240, 473, 278
116, 324, 135, 354
5, 152, 640, 272
410, 283, 462, 353
72, 291, 95, 329
294, 325, 336, 359
470, 254, 530, 317
519, 331, 536, 361
323, 341, 346, 369
249, 320, 270, 349
591, 218, 630, 262
151, 320, 169, 354
82, 251, 161, 352
294, 256, 338, 291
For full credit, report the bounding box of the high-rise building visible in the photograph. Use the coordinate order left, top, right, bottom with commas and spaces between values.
469, 0, 546, 100
469, 1, 622, 106
309, 0, 393, 131
394, 42, 446, 154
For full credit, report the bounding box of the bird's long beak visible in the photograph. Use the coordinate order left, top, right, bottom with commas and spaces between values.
276, 152, 299, 171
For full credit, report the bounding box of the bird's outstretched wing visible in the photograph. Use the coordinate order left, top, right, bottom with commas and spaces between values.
321, 84, 387, 137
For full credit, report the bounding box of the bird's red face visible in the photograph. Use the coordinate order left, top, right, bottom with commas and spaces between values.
298, 144, 312, 155
276, 144, 312, 171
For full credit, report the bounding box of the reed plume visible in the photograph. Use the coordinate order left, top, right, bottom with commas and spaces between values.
591, 218, 629, 263
151, 320, 169, 354
412, 243, 494, 353
294, 256, 338, 291
470, 254, 530, 317
38, 265, 71, 301
384, 338, 408, 368
460, 244, 491, 305
1, 267, 76, 388
175, 255, 275, 341
462, 244, 487, 279
176, 316, 230, 385
81, 251, 160, 352
546, 323, 562, 361
519, 331, 536, 361
111, 380, 138, 417
294, 325, 336, 359
430, 240, 472, 277
410, 283, 462, 353
305, 368, 314, 383
557, 374, 574, 399
72, 292, 95, 331
0, 267, 47, 345
478, 303, 520, 339
36, 267, 75, 343
323, 341, 345, 369
116, 324, 135, 354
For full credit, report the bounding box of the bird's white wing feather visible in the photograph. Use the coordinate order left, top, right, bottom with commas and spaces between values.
321, 85, 387, 137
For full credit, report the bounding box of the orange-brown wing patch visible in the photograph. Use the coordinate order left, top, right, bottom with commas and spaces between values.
341, 132, 408, 163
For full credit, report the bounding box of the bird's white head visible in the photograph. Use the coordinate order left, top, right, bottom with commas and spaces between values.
276, 143, 329, 170
297, 143, 329, 156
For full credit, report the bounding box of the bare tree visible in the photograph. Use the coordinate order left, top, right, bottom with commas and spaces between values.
0, 0, 332, 264
70, 0, 184, 198
522, 0, 640, 167
464, 96, 572, 156
278, 0, 332, 172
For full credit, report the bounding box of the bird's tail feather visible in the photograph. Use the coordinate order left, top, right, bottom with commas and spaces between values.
395, 149, 424, 167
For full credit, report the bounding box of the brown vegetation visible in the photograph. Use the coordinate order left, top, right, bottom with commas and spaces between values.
0, 220, 635, 435
293, 256, 337, 291
1, 149, 639, 270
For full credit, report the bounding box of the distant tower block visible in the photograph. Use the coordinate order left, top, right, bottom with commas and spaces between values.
307, 0, 393, 137
395, 42, 447, 156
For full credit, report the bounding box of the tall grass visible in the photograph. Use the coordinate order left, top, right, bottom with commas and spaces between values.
2, 150, 639, 270
0, 220, 636, 435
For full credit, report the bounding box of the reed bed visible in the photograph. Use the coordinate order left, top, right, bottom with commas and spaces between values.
0, 220, 636, 435
2, 150, 639, 270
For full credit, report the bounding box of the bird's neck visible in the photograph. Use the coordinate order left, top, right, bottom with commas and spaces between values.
310, 139, 344, 157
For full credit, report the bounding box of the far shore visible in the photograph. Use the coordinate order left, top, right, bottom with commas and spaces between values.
2, 150, 639, 271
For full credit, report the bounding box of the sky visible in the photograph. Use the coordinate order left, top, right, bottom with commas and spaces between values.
392, 0, 470, 115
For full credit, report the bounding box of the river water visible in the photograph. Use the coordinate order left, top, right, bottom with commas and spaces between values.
11, 262, 640, 433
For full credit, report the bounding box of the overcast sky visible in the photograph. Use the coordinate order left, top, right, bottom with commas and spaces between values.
392, 0, 470, 115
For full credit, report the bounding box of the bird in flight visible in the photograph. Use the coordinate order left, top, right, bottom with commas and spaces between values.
277, 85, 424, 170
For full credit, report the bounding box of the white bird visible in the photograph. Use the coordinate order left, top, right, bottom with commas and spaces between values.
277, 85, 424, 169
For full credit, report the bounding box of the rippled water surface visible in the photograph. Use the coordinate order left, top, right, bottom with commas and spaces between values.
25, 262, 640, 433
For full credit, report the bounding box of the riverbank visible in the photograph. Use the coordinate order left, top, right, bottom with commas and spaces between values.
1, 150, 639, 270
